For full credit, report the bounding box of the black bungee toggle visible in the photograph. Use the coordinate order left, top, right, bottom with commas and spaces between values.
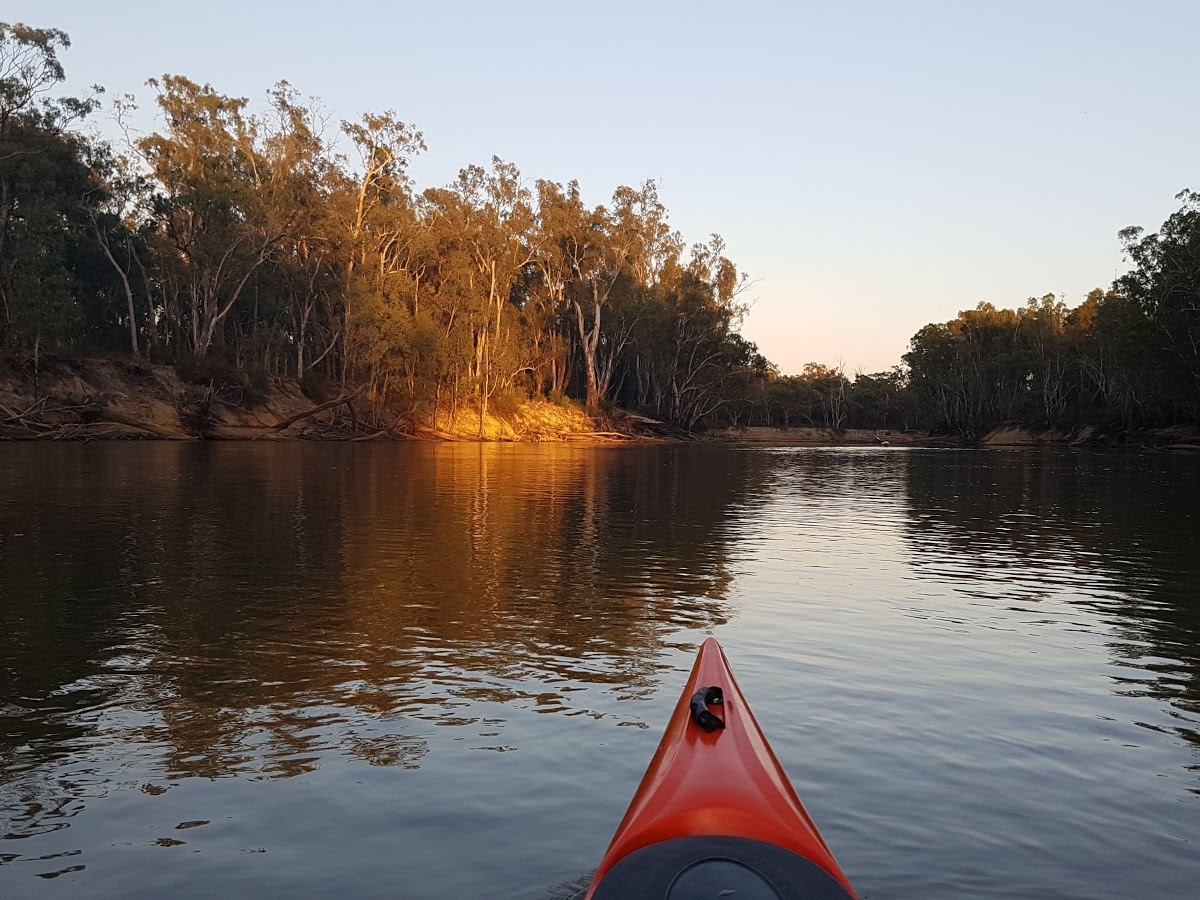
689, 685, 725, 733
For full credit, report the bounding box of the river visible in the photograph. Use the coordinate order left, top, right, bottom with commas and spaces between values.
1, 444, 1197, 898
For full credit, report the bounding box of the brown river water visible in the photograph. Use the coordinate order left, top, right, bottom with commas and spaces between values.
0, 443, 1198, 898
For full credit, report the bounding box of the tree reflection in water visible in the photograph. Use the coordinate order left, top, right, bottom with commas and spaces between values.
902, 449, 1200, 757
0, 444, 761, 844
3, 444, 1197, 897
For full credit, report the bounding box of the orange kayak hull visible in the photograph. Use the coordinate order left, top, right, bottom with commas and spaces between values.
586, 637, 856, 898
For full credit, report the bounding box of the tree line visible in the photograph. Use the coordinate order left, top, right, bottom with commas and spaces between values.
2, 22, 1197, 435
0, 23, 767, 432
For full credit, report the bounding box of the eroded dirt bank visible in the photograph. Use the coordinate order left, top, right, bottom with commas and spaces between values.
714, 423, 1200, 451
0, 357, 615, 442
4, 357, 1196, 449
980, 424, 1200, 451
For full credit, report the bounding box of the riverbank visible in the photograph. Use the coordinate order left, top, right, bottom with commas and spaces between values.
979, 424, 1200, 451
0, 356, 617, 442
712, 423, 1200, 450
712, 426, 927, 445
4, 356, 1197, 449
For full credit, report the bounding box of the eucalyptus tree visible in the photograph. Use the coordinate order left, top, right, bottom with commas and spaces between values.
0, 22, 71, 233
904, 303, 1027, 434
249, 83, 345, 379
138, 77, 253, 355
845, 368, 914, 430
1018, 294, 1071, 425
423, 158, 535, 430
529, 179, 588, 397
81, 140, 157, 357
799, 362, 850, 429
582, 181, 678, 409
531, 178, 677, 409
618, 235, 754, 427
2, 19, 795, 432
0, 22, 100, 348
138, 76, 326, 357
1069, 290, 1158, 424
338, 110, 425, 386
1117, 189, 1200, 413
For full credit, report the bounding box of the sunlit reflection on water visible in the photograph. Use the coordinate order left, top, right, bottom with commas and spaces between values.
0, 444, 1197, 897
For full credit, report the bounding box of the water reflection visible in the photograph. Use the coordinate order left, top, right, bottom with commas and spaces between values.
2, 444, 1199, 897
0, 444, 763, 859
903, 449, 1200, 752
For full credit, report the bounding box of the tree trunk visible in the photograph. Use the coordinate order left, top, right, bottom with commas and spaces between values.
296, 296, 311, 378
0, 178, 14, 338
133, 252, 159, 359
575, 293, 601, 409
93, 220, 140, 357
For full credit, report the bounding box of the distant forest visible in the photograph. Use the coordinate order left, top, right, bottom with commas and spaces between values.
2, 23, 1198, 435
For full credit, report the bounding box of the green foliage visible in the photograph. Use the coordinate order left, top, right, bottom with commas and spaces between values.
0, 21, 780, 427
0, 22, 102, 350
894, 192, 1200, 433
903, 283, 1197, 433
3, 19, 1195, 435
1115, 190, 1200, 411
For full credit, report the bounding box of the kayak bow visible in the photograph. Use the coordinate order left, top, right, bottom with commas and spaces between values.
586, 638, 856, 899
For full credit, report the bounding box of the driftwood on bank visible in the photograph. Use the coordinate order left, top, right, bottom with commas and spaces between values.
0, 397, 184, 441
350, 413, 412, 442
0, 399, 48, 425
562, 431, 636, 441
92, 407, 192, 439
270, 385, 365, 431
410, 423, 464, 441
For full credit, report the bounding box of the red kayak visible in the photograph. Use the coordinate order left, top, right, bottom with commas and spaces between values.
586, 638, 857, 899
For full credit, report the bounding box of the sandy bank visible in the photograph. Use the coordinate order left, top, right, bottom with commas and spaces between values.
980, 424, 1200, 450
713, 426, 925, 445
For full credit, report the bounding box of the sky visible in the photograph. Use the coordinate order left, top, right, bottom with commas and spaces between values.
12, 1, 1200, 374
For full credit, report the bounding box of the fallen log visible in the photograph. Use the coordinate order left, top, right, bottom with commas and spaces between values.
0, 398, 48, 424
271, 385, 365, 431
562, 431, 635, 441
350, 414, 412, 442
411, 423, 464, 441
92, 408, 194, 440
207, 425, 291, 441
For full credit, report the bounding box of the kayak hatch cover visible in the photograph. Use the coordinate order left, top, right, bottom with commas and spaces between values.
585, 637, 857, 899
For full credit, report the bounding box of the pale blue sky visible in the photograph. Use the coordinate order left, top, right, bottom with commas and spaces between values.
15, 1, 1200, 373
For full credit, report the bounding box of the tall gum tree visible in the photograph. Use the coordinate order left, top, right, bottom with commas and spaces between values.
1118, 189, 1200, 412
138, 76, 317, 356
530, 179, 587, 397
439, 158, 533, 433
339, 111, 424, 371
82, 141, 155, 358
0, 22, 100, 347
